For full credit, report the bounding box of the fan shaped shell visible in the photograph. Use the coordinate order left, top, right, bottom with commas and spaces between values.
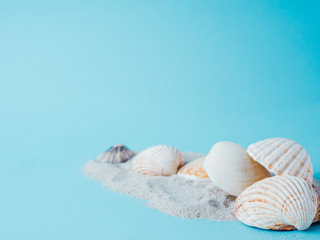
177, 157, 209, 180
96, 144, 134, 164
247, 138, 313, 184
203, 141, 271, 196
133, 145, 184, 176
234, 175, 319, 231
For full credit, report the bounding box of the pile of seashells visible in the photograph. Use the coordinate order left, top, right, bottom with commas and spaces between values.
95, 138, 320, 231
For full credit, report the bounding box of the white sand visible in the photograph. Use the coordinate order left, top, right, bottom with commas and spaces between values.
83, 152, 320, 221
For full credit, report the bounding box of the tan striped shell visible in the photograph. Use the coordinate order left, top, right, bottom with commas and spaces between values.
177, 157, 209, 180
203, 142, 271, 196
96, 144, 134, 164
315, 205, 320, 223
313, 179, 320, 223
133, 145, 184, 176
248, 138, 313, 184
234, 175, 319, 231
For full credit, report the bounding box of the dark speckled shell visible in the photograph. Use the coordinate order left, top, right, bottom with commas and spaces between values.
96, 144, 134, 164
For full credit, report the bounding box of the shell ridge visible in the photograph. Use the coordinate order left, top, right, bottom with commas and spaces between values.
248, 139, 286, 173
240, 189, 285, 211
275, 143, 302, 176
285, 147, 312, 181
291, 150, 308, 178
264, 139, 296, 174
293, 179, 316, 230
295, 179, 312, 225
249, 139, 280, 165
279, 177, 303, 228
248, 140, 272, 162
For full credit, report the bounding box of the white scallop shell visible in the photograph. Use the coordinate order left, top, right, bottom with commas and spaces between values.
234, 175, 319, 231
203, 141, 271, 196
132, 145, 184, 176
247, 138, 313, 184
177, 157, 209, 180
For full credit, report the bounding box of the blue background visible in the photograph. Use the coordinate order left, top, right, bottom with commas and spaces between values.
1, 0, 320, 239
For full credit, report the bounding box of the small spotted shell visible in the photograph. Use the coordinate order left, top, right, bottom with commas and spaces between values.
96, 144, 134, 164
248, 138, 313, 184
133, 145, 184, 176
234, 175, 319, 231
177, 157, 209, 180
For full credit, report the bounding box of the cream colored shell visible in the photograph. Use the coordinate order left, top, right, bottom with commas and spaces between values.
133, 145, 184, 176
177, 157, 209, 180
203, 141, 271, 196
234, 175, 319, 231
247, 138, 313, 184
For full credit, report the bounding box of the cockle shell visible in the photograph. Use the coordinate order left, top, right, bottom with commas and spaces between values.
96, 144, 134, 164
247, 138, 313, 184
234, 175, 319, 231
177, 157, 209, 180
203, 141, 271, 196
313, 179, 320, 223
133, 145, 184, 176
315, 205, 320, 223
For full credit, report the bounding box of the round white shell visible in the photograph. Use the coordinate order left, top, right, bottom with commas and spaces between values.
247, 138, 313, 184
203, 141, 271, 196
132, 145, 184, 176
234, 175, 319, 231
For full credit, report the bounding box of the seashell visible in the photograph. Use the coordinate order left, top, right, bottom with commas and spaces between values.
314, 204, 320, 223
203, 141, 271, 196
313, 179, 320, 223
133, 145, 184, 176
247, 138, 313, 184
234, 175, 319, 231
177, 157, 209, 180
96, 144, 134, 164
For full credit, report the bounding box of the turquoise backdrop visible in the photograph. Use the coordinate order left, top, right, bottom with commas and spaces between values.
1, 0, 320, 239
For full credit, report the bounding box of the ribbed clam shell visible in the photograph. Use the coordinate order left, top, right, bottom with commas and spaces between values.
313, 179, 320, 223
314, 204, 320, 223
203, 142, 271, 196
234, 175, 319, 231
177, 157, 209, 180
247, 138, 313, 184
96, 144, 134, 164
133, 145, 184, 176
